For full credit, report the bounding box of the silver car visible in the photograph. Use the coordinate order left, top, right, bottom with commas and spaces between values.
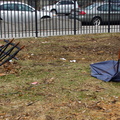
0, 2, 53, 23
69, 2, 120, 25
42, 0, 79, 15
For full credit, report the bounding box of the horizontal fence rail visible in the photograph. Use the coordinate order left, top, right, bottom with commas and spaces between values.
0, 0, 120, 39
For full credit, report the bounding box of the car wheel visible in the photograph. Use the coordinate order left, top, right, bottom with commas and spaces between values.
41, 16, 51, 19
51, 10, 57, 16
91, 17, 102, 26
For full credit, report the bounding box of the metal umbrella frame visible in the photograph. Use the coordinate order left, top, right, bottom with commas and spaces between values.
0, 39, 24, 66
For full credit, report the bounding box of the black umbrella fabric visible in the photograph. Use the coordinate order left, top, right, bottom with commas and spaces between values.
90, 60, 120, 82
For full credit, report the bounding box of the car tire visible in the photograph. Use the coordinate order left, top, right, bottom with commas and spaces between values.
51, 10, 57, 16
41, 16, 51, 19
91, 17, 102, 26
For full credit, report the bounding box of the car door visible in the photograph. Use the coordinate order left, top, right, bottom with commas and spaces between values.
0, 3, 20, 23
111, 4, 120, 22
17, 4, 36, 23
97, 4, 115, 22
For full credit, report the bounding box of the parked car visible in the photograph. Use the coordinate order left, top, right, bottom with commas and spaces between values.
42, 0, 79, 15
0, 1, 53, 23
69, 2, 120, 26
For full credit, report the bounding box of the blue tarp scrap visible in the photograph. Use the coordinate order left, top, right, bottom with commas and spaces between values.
90, 60, 120, 82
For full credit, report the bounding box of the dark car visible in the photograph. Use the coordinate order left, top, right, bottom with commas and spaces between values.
69, 2, 120, 26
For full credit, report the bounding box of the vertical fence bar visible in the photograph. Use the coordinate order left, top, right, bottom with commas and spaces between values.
35, 0, 38, 37
74, 0, 76, 35
108, 0, 110, 33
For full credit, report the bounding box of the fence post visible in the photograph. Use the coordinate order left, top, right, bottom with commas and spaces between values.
108, 0, 110, 33
74, 0, 76, 35
35, 0, 38, 37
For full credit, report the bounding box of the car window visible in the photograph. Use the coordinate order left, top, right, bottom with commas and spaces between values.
97, 4, 111, 11
112, 4, 120, 11
111, 0, 120, 3
0, 3, 34, 11
0, 3, 17, 10
59, 1, 74, 5
17, 4, 34, 11
97, 4, 120, 11
104, 0, 120, 2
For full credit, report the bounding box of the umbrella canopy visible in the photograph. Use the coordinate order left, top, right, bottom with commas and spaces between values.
90, 60, 120, 82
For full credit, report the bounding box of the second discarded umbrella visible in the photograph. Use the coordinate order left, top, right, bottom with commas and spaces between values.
90, 60, 120, 82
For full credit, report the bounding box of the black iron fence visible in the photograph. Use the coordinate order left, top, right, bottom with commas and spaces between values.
0, 0, 120, 39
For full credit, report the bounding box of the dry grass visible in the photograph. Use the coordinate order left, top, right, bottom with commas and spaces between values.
0, 33, 120, 120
